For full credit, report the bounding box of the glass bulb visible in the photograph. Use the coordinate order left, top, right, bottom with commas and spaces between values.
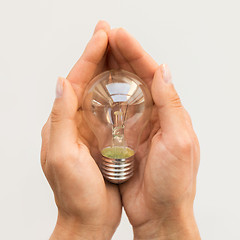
82, 70, 152, 184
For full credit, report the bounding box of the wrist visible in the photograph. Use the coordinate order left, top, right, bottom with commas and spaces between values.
133, 206, 201, 240
50, 213, 114, 240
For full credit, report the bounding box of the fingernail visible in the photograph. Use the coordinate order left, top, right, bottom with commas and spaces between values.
161, 64, 172, 83
56, 77, 64, 98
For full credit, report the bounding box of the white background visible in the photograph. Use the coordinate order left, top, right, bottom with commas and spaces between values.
0, 0, 240, 239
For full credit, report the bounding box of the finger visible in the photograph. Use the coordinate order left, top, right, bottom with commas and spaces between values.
108, 28, 135, 73
66, 30, 108, 105
92, 21, 111, 76
49, 77, 79, 152
109, 28, 158, 87
93, 20, 111, 35
151, 64, 190, 135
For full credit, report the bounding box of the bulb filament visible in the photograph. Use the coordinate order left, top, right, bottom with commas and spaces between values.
112, 104, 128, 148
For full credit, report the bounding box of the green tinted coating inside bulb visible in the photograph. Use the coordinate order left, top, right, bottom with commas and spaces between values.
101, 146, 134, 159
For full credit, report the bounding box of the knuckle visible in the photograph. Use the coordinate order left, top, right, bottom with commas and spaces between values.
50, 110, 60, 124
50, 104, 63, 124
169, 93, 183, 109
173, 134, 194, 156
180, 138, 193, 154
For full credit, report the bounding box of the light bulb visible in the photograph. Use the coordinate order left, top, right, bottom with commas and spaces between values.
82, 70, 152, 184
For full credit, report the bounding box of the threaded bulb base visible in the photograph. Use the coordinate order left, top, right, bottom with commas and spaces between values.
101, 155, 134, 184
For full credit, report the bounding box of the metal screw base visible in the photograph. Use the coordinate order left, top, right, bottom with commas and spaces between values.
101, 155, 134, 184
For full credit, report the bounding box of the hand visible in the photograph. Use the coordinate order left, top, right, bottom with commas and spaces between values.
41, 22, 122, 240
108, 28, 201, 239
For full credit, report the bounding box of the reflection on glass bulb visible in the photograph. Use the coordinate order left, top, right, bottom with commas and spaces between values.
82, 70, 152, 184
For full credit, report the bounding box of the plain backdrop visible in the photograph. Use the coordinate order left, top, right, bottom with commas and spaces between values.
0, 0, 240, 239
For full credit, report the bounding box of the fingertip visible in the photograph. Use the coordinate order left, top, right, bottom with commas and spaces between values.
117, 27, 136, 43
115, 28, 144, 62
94, 28, 108, 39
58, 76, 67, 88
116, 27, 127, 35
153, 64, 172, 84
117, 27, 130, 36
151, 64, 173, 108
108, 28, 118, 39
55, 77, 78, 110
115, 27, 131, 45
93, 29, 108, 47
81, 29, 108, 66
160, 64, 172, 84
94, 20, 111, 34
108, 27, 128, 40
152, 66, 163, 90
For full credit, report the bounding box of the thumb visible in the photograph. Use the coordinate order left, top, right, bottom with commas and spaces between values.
49, 77, 79, 149
151, 64, 189, 135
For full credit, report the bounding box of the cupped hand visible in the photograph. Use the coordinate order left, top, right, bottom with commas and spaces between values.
108, 27, 201, 239
41, 21, 122, 240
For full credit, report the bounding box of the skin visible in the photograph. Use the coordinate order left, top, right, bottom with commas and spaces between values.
41, 21, 201, 239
